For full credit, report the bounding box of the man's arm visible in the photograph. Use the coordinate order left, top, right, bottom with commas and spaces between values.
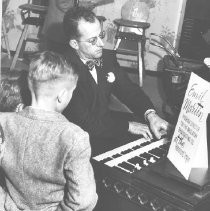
107, 50, 155, 120
57, 129, 98, 211
105, 50, 171, 138
113, 68, 171, 139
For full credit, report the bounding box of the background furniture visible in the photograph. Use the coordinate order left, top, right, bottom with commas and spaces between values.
113, 19, 150, 87
10, 1, 48, 70
2, 17, 11, 59
2, 0, 11, 59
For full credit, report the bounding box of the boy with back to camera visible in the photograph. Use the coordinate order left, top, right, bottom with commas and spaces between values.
0, 51, 98, 211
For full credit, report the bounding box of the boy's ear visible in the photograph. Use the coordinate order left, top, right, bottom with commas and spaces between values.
57, 88, 67, 104
69, 39, 79, 50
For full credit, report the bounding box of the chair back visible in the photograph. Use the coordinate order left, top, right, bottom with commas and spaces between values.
32, 0, 49, 6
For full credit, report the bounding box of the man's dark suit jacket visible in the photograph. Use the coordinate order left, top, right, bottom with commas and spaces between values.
63, 47, 154, 150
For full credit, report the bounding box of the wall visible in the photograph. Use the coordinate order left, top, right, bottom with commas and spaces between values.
2, 0, 187, 71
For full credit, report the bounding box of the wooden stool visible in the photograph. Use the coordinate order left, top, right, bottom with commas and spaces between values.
113, 19, 150, 87
10, 3, 47, 70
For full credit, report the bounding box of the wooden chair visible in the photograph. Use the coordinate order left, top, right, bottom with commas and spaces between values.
2, 18, 11, 59
2, 0, 11, 59
10, 1, 48, 70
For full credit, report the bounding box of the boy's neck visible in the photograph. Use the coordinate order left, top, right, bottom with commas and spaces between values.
31, 99, 57, 112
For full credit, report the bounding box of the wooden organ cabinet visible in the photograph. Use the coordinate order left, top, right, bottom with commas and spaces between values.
92, 137, 210, 211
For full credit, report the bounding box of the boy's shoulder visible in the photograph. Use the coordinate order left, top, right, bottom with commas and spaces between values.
62, 120, 89, 140
61, 122, 90, 151
0, 112, 17, 121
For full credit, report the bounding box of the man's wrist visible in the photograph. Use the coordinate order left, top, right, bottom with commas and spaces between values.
128, 121, 132, 132
144, 109, 156, 122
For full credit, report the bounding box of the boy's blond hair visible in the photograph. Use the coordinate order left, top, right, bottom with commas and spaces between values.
28, 51, 78, 96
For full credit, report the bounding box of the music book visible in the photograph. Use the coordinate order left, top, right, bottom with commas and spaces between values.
167, 72, 210, 180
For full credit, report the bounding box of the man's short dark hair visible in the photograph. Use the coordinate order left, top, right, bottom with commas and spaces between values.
63, 6, 97, 41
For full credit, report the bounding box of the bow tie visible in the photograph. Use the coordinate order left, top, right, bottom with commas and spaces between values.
86, 58, 102, 71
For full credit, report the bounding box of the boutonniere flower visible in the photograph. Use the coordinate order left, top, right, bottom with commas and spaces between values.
15, 103, 24, 112
106, 72, 115, 83
204, 58, 210, 68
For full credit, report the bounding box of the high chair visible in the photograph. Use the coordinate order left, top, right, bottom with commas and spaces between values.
10, 0, 48, 70
113, 19, 150, 87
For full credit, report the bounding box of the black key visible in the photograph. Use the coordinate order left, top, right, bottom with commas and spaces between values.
128, 156, 144, 165
132, 145, 142, 150
148, 148, 166, 157
101, 157, 113, 163
139, 152, 152, 160
150, 151, 164, 158
140, 141, 151, 147
112, 153, 122, 158
113, 166, 129, 173
159, 143, 170, 151
138, 158, 149, 167
120, 149, 133, 155
118, 162, 135, 173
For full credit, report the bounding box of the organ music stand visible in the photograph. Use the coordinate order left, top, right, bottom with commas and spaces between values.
151, 114, 210, 191
151, 158, 210, 191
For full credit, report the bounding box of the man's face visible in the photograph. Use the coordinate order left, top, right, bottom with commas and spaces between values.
72, 18, 104, 60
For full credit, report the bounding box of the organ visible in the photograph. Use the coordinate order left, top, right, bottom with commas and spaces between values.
92, 136, 210, 211
93, 137, 169, 173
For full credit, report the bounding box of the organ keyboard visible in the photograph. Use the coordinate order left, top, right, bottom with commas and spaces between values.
93, 137, 169, 173
92, 137, 210, 211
